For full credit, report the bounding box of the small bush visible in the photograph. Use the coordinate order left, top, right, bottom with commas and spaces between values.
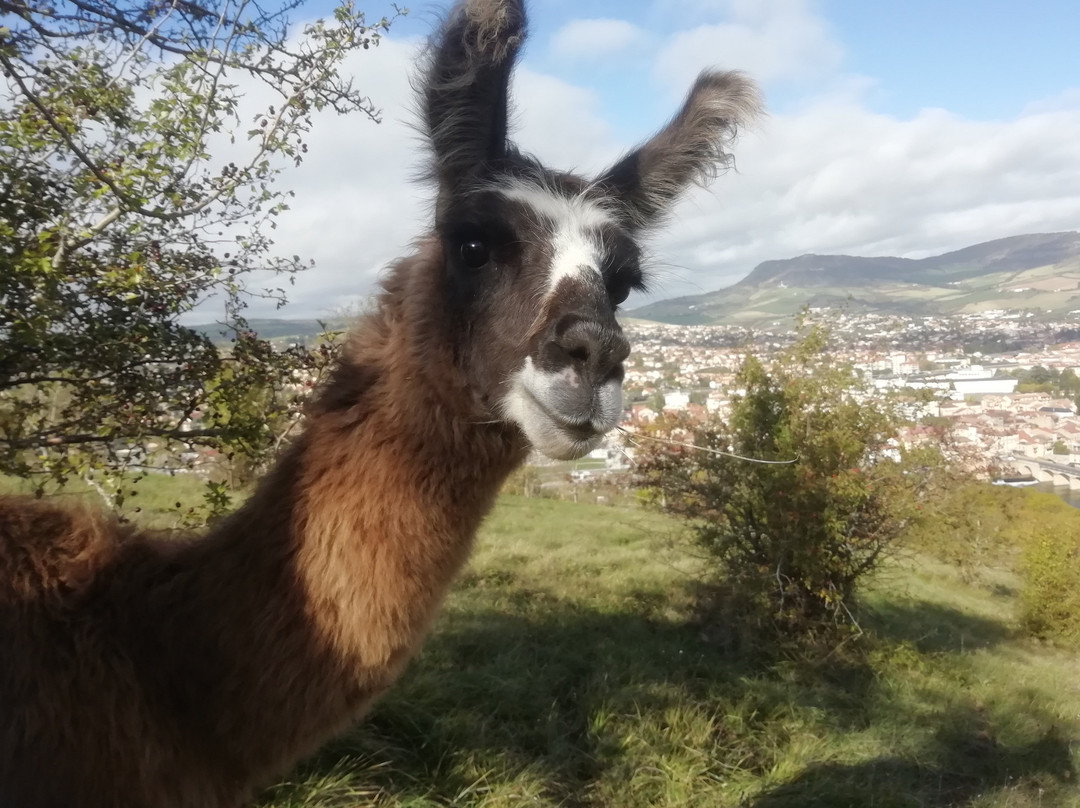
903, 481, 1027, 575
905, 483, 1080, 647
1020, 517, 1080, 646
501, 465, 543, 498
633, 325, 949, 647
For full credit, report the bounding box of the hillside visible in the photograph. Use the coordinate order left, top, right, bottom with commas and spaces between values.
632, 231, 1080, 326
189, 318, 345, 345
9, 472, 1079, 807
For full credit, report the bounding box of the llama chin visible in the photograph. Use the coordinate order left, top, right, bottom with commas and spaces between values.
501, 359, 624, 461
498, 360, 626, 460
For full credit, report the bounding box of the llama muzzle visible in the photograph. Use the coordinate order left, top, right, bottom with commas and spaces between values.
502, 307, 630, 461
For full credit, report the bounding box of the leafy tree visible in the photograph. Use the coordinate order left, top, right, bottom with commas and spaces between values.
1016, 382, 1055, 395
1012, 366, 1080, 407
633, 326, 945, 645
502, 465, 543, 498
0, 0, 397, 503
1026, 366, 1057, 386
1059, 368, 1080, 397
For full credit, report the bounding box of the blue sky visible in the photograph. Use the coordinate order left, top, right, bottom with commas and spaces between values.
823, 0, 1078, 120
260, 0, 1080, 316
377, 0, 1080, 123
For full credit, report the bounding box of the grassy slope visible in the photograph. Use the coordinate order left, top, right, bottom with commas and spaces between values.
258, 496, 1080, 808
634, 260, 1080, 326
4, 476, 1077, 806
0, 472, 214, 529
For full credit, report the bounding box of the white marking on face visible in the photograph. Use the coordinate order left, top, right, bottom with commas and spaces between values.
500, 357, 624, 461
498, 180, 616, 294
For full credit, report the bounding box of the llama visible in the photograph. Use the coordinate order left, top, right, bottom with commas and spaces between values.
0, 1, 759, 805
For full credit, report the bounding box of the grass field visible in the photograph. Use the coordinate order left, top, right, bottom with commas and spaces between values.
4, 477, 1078, 806
254, 496, 1080, 808
0, 471, 215, 529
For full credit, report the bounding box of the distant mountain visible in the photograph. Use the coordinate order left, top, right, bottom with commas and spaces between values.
189, 318, 345, 345
631, 232, 1080, 326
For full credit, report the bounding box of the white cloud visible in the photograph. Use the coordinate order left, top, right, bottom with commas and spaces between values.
512, 67, 618, 173
647, 95, 1080, 302
239, 36, 430, 318
220, 6, 1080, 318
1023, 88, 1080, 116
653, 0, 842, 89
549, 19, 647, 61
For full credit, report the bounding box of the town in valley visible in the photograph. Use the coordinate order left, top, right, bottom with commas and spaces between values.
571, 308, 1080, 496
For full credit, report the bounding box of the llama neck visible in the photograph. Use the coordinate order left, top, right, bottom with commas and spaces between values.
280, 355, 526, 666
157, 304, 527, 785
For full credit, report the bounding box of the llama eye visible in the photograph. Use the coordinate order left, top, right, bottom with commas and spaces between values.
459, 239, 490, 269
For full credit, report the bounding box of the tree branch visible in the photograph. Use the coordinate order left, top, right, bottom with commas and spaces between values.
0, 50, 155, 227
1, 427, 226, 450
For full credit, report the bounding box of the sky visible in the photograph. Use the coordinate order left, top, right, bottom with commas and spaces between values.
245, 0, 1080, 318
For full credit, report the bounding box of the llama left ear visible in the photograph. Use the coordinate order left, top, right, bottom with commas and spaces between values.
597, 71, 762, 231
421, 0, 526, 198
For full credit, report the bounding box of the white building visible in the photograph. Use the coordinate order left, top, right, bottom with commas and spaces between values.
662, 391, 691, 411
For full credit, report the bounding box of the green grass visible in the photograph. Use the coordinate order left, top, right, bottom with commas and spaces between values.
5, 476, 1078, 806
255, 496, 1080, 808
0, 471, 219, 529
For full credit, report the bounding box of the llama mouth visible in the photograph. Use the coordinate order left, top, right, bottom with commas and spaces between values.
523, 379, 619, 434
532, 396, 603, 435
503, 380, 617, 461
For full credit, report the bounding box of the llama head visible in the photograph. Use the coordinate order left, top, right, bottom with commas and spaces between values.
420, 0, 761, 460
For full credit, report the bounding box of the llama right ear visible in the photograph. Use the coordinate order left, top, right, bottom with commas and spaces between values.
597, 71, 762, 231
421, 0, 526, 196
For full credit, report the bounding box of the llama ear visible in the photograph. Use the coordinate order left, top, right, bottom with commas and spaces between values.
421, 0, 526, 196
597, 71, 762, 231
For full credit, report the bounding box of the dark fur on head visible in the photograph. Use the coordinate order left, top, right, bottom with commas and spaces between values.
421, 0, 760, 233
421, 0, 526, 202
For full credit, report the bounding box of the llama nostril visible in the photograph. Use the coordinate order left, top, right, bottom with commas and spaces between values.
545, 318, 629, 381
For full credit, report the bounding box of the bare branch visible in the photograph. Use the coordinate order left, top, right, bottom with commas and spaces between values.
2, 428, 226, 450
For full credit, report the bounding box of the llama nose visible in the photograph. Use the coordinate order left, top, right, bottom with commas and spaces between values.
546, 316, 631, 383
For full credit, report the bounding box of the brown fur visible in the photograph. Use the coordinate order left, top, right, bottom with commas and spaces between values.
0, 242, 528, 808
0, 0, 759, 802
